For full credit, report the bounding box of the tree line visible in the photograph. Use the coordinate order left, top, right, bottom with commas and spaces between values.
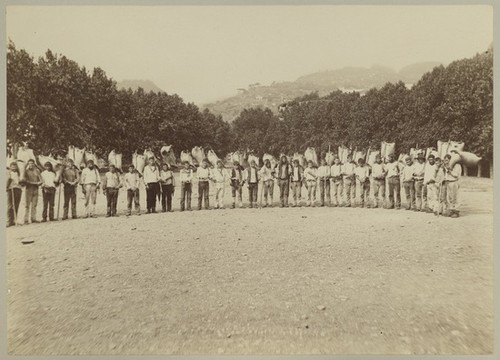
7, 41, 232, 165
7, 41, 492, 175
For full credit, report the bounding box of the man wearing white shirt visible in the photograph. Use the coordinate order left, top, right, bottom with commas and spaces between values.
212, 160, 227, 209
443, 154, 462, 218
330, 157, 343, 206
246, 160, 259, 208
317, 158, 331, 206
401, 157, 416, 210
179, 161, 193, 211
423, 155, 437, 214
124, 164, 141, 216
80, 159, 101, 218
341, 155, 356, 207
102, 164, 122, 217
412, 153, 426, 212
259, 159, 275, 207
290, 159, 303, 207
371, 154, 387, 208
385, 154, 401, 209
196, 160, 211, 210
354, 158, 371, 208
143, 157, 160, 213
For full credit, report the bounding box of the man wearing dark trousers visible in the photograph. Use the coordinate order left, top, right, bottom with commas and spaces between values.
61, 158, 80, 220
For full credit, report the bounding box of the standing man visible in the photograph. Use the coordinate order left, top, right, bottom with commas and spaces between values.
276, 155, 291, 208
423, 154, 437, 214
143, 157, 160, 214
259, 159, 275, 207
6, 162, 22, 227
371, 154, 386, 208
330, 156, 343, 207
354, 158, 371, 208
230, 161, 244, 209
290, 159, 304, 207
41, 162, 58, 222
443, 154, 462, 218
303, 160, 318, 207
385, 153, 401, 210
341, 155, 356, 207
102, 164, 122, 217
179, 161, 193, 211
317, 158, 331, 207
124, 164, 141, 216
61, 158, 80, 220
212, 160, 227, 209
80, 159, 101, 218
160, 163, 175, 212
246, 160, 259, 208
196, 159, 211, 210
401, 156, 416, 210
412, 153, 426, 212
22, 159, 43, 224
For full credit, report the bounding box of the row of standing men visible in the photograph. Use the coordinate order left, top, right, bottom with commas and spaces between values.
6, 150, 462, 226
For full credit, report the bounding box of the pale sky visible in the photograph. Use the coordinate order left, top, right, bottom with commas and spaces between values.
6, 5, 493, 104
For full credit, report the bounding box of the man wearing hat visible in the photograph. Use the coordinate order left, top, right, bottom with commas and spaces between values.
80, 159, 101, 218
412, 152, 426, 211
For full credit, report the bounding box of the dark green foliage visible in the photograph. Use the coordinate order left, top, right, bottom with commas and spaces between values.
7, 41, 231, 160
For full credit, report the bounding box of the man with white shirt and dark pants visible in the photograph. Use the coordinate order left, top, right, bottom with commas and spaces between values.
330, 156, 343, 207
371, 154, 387, 208
196, 159, 211, 210
246, 160, 259, 208
385, 153, 401, 210
102, 164, 122, 217
80, 159, 101, 218
143, 157, 160, 214
341, 155, 356, 207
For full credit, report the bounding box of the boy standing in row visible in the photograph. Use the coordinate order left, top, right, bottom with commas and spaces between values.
230, 161, 244, 209
124, 164, 141, 216
197, 160, 211, 210
180, 161, 193, 211
102, 164, 122, 217
23, 159, 43, 224
317, 158, 331, 207
330, 157, 343, 207
259, 159, 275, 207
246, 160, 259, 208
61, 158, 80, 220
303, 160, 317, 207
341, 155, 356, 207
80, 159, 100, 218
371, 154, 386, 208
355, 158, 371, 208
212, 160, 227, 209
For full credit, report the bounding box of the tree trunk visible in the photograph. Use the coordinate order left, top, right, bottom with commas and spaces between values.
477, 162, 482, 178
463, 166, 468, 176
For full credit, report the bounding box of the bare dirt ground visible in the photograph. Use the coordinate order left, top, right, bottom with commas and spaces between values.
6, 176, 493, 355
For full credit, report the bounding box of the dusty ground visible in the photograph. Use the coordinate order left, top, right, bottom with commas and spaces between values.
6, 176, 493, 355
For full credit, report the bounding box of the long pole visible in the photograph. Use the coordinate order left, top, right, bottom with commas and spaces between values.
56, 183, 62, 220
11, 188, 19, 227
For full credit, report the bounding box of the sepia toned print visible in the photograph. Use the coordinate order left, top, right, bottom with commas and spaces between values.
4, 5, 493, 355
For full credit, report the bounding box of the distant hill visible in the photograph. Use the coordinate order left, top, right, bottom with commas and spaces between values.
117, 79, 164, 93
203, 62, 442, 121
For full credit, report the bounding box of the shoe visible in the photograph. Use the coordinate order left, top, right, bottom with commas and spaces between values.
126, 212, 132, 216
106, 214, 111, 217
72, 216, 78, 219
41, 219, 47, 223
232, 204, 235, 209
450, 211, 459, 218
434, 211, 438, 216
137, 212, 141, 216
162, 209, 167, 213
62, 217, 68, 221
249, 204, 253, 208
